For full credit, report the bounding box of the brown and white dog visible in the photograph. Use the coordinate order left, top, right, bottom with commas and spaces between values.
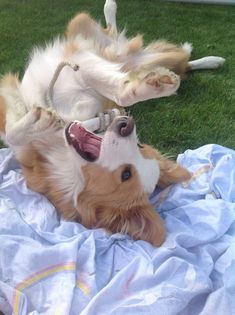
0, 76, 191, 247
0, 0, 223, 246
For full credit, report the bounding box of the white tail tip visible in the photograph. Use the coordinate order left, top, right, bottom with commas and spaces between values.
189, 56, 225, 70
182, 42, 193, 55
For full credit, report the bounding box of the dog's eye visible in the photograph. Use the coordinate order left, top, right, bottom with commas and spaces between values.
121, 166, 132, 182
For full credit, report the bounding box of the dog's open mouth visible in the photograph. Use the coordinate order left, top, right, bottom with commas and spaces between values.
65, 122, 102, 162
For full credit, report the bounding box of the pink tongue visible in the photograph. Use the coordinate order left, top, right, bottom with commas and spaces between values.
67, 123, 102, 159
83, 137, 101, 156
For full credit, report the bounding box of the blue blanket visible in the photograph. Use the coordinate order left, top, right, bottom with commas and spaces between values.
0, 144, 234, 315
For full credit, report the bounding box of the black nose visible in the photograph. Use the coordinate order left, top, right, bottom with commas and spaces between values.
114, 116, 135, 137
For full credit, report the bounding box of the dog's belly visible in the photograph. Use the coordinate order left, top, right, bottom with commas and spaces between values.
20, 48, 103, 122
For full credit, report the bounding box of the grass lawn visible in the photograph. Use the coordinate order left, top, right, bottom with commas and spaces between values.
0, 0, 235, 156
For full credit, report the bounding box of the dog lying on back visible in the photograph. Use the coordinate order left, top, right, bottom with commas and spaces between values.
0, 77, 191, 247
0, 0, 224, 246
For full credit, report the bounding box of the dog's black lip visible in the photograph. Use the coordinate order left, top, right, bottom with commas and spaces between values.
65, 122, 102, 162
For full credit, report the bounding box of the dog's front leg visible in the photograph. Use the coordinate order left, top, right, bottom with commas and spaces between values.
6, 107, 63, 146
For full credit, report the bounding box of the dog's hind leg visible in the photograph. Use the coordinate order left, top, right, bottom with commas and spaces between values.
66, 0, 118, 38
66, 12, 113, 47
77, 52, 180, 106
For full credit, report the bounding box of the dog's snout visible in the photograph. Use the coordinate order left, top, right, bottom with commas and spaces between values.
114, 117, 135, 137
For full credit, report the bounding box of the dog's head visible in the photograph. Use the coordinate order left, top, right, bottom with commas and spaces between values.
65, 116, 190, 246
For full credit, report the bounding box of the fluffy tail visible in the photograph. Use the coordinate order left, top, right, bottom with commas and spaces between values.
188, 56, 225, 70
182, 42, 193, 56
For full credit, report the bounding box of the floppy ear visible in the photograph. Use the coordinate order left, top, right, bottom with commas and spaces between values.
126, 204, 166, 247
94, 203, 166, 247
77, 197, 165, 247
140, 144, 191, 188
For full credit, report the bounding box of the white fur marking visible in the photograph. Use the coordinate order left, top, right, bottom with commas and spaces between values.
98, 127, 160, 194
182, 42, 193, 55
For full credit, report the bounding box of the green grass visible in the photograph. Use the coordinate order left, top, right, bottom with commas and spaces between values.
0, 0, 235, 156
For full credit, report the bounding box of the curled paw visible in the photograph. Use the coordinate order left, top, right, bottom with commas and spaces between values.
31, 106, 64, 132
144, 69, 179, 88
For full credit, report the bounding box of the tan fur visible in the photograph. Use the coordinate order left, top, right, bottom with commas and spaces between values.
15, 141, 191, 246
147, 41, 187, 53
0, 96, 6, 132
149, 52, 189, 78
77, 164, 165, 247
0, 99, 189, 247
0, 73, 19, 88
16, 144, 168, 246
66, 12, 190, 78
122, 50, 189, 78
140, 144, 191, 188
64, 41, 79, 59
128, 35, 143, 54
103, 47, 117, 61
66, 13, 94, 39
103, 35, 144, 62
0, 13, 193, 247
102, 99, 121, 111
66, 12, 116, 39
19, 145, 79, 221
15, 141, 190, 247
144, 41, 190, 77
0, 73, 20, 133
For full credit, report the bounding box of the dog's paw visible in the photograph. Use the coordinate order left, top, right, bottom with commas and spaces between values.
120, 67, 180, 106
136, 67, 180, 98
30, 106, 63, 132
144, 69, 179, 88
6, 106, 63, 146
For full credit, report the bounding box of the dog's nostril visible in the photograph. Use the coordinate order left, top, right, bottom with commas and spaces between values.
117, 117, 134, 137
